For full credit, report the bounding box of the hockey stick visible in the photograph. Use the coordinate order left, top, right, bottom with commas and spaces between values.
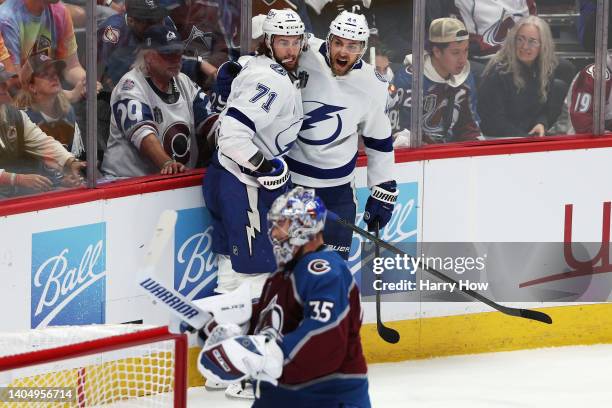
374, 222, 401, 343
137, 210, 213, 329
137, 210, 252, 329
329, 212, 553, 325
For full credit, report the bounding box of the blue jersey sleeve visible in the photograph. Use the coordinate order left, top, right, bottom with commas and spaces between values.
112, 98, 154, 137
394, 65, 413, 132
193, 87, 212, 129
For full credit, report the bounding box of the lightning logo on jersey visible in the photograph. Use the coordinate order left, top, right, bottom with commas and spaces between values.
299, 102, 346, 145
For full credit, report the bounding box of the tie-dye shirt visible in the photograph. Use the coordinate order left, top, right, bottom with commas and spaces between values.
0, 0, 77, 66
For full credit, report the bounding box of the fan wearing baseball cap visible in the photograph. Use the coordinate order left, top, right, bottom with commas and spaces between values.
392, 17, 482, 146
14, 54, 85, 159
101, 25, 216, 178
0, 59, 85, 199
0, 0, 87, 103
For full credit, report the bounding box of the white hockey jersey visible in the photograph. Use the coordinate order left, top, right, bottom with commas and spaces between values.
217, 54, 304, 187
455, 0, 536, 56
286, 37, 394, 188
102, 69, 211, 177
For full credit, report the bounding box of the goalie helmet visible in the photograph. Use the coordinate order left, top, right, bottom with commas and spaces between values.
262, 9, 306, 65
267, 186, 327, 267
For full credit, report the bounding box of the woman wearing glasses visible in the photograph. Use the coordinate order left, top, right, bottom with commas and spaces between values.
477, 16, 567, 138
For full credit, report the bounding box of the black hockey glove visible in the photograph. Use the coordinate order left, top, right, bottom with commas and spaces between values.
364, 180, 398, 231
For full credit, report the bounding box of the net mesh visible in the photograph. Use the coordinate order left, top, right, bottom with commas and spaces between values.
0, 325, 181, 407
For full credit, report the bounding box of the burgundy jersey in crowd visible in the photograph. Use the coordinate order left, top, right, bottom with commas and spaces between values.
567, 55, 612, 134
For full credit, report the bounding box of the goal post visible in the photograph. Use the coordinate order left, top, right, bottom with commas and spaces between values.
0, 325, 188, 407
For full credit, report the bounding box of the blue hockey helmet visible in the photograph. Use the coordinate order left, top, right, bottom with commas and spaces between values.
267, 186, 327, 267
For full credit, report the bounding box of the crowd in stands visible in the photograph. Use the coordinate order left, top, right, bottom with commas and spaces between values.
0, 0, 610, 200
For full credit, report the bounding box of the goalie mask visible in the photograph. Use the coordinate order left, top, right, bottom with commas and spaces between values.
262, 9, 306, 70
267, 186, 327, 267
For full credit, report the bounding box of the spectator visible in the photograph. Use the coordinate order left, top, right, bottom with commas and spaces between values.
97, 0, 216, 164
478, 16, 567, 138
0, 73, 85, 198
374, 45, 402, 133
15, 54, 84, 159
64, 0, 125, 29
0, 32, 18, 97
566, 53, 612, 134
455, 0, 537, 58
101, 25, 215, 178
0, 60, 16, 104
0, 0, 87, 103
98, 0, 175, 91
374, 45, 395, 82
393, 18, 482, 146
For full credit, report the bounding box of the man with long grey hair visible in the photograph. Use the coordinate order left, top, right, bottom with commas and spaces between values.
102, 25, 216, 178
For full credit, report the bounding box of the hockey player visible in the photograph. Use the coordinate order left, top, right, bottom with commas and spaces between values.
393, 18, 482, 146
101, 25, 214, 178
566, 52, 612, 134
201, 9, 306, 398
285, 11, 398, 258
197, 186, 370, 407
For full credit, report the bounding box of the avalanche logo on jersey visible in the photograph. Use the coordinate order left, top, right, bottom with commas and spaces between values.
422, 89, 467, 143
482, 10, 520, 47
174, 208, 217, 301
298, 101, 346, 145
163, 122, 191, 164
31, 223, 106, 329
308, 259, 331, 274
348, 182, 419, 296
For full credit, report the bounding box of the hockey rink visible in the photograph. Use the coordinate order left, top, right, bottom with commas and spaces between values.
187, 344, 612, 407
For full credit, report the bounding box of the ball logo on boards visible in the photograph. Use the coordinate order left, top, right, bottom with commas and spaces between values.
349, 182, 418, 295
31, 223, 106, 329
174, 207, 217, 301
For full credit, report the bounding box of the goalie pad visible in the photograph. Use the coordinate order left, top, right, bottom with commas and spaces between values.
198, 334, 283, 385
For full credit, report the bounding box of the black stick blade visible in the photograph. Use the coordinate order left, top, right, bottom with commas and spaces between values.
520, 309, 553, 324
377, 323, 400, 344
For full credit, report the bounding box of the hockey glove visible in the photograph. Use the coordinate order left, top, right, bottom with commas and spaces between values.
198, 334, 283, 385
364, 180, 398, 231
253, 157, 291, 191
211, 60, 242, 113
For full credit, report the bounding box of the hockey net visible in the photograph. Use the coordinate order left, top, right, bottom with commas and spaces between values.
0, 325, 187, 407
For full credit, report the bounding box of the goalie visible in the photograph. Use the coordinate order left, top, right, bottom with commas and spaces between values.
196, 186, 371, 407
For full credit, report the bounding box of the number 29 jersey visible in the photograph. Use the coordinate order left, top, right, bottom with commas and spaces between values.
102, 68, 211, 177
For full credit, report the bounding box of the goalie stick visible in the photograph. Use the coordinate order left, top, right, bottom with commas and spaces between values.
137, 210, 251, 330
137, 210, 212, 329
374, 222, 401, 343
329, 212, 553, 325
